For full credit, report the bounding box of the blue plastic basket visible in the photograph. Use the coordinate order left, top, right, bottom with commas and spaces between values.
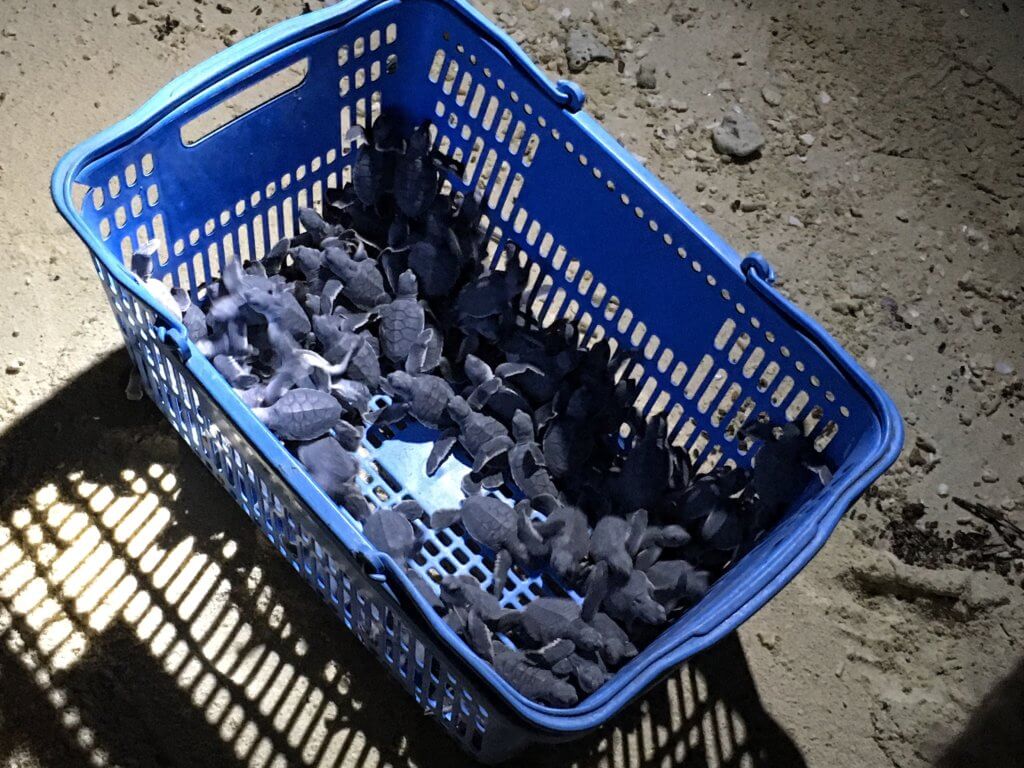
51, 0, 903, 761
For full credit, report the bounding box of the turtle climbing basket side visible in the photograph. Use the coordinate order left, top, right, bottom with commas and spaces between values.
51, 0, 903, 762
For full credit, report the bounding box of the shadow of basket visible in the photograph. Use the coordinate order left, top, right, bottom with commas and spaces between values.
0, 351, 806, 768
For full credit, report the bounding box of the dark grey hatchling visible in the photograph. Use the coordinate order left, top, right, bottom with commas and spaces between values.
375, 270, 434, 365
253, 388, 341, 441
362, 501, 424, 563
324, 245, 390, 310
431, 496, 545, 595
426, 395, 514, 479
374, 370, 454, 430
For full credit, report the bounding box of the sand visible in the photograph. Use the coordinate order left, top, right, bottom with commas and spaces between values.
0, 0, 1021, 766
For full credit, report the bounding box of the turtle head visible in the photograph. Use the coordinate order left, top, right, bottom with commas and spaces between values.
397, 269, 419, 298
511, 410, 534, 443
385, 371, 415, 399
446, 395, 471, 423
464, 354, 490, 386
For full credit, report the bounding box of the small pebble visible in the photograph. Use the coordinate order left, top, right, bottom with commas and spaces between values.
907, 447, 927, 467
787, 215, 804, 228
1005, 207, 1021, 235
756, 631, 778, 650
711, 111, 765, 158
981, 468, 999, 483
5, 360, 22, 374
818, 90, 832, 105
761, 85, 782, 106
717, 79, 733, 91
937, 483, 950, 498
564, 26, 613, 74
995, 360, 1015, 375
895, 209, 909, 223
636, 62, 657, 90
798, 132, 815, 147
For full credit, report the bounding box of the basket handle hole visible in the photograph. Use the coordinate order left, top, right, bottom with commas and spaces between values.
180, 57, 310, 147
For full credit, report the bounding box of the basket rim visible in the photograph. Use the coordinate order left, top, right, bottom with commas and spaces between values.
51, 0, 905, 735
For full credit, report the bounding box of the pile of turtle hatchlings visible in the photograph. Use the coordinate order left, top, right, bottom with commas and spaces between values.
130, 114, 831, 706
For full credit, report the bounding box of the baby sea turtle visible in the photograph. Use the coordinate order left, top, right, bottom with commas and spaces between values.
535, 505, 591, 582
464, 355, 533, 425
541, 416, 595, 481
392, 121, 439, 220
348, 126, 395, 209
438, 575, 514, 625
261, 237, 290, 276
295, 435, 359, 505
129, 241, 183, 321
252, 387, 341, 441
463, 608, 496, 660
742, 420, 831, 532
607, 418, 672, 513
316, 324, 381, 389
431, 497, 543, 595
171, 287, 208, 342
375, 270, 430, 365
408, 238, 462, 299
298, 207, 337, 247
262, 326, 347, 404
375, 370, 454, 430
492, 645, 578, 707
426, 396, 514, 477
587, 612, 638, 667
589, 510, 649, 579
509, 410, 562, 513
497, 597, 603, 653
290, 244, 325, 284
454, 256, 527, 338
644, 559, 711, 612
324, 246, 389, 310
549, 652, 609, 694
585, 565, 666, 628
362, 502, 424, 563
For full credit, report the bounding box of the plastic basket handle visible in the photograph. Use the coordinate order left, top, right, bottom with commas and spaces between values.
152, 0, 585, 119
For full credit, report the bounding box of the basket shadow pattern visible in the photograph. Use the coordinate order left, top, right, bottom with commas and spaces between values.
51, 0, 901, 759
0, 352, 807, 767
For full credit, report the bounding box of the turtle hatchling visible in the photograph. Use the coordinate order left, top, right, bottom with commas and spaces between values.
498, 597, 603, 653
535, 505, 590, 581
392, 121, 439, 219
376, 270, 431, 365
427, 396, 513, 477
431, 497, 543, 594
509, 410, 562, 513
295, 436, 360, 505
375, 370, 454, 430
362, 504, 423, 563
324, 246, 389, 310
252, 388, 341, 441
464, 355, 533, 425
439, 575, 514, 625
492, 645, 578, 707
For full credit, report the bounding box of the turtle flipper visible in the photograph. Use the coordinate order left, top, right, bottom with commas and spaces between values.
426, 433, 458, 476
492, 549, 512, 597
